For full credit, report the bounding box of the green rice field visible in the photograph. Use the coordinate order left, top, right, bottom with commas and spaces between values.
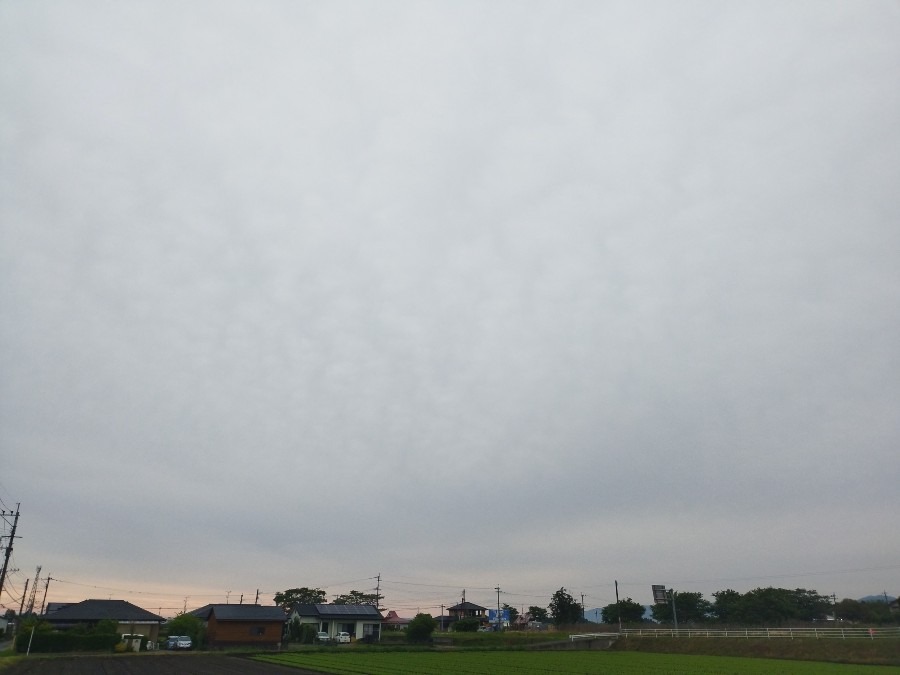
254, 651, 900, 674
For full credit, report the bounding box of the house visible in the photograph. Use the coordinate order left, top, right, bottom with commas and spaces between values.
382, 610, 410, 631
447, 600, 487, 621
189, 604, 286, 649
41, 599, 165, 642
289, 604, 382, 642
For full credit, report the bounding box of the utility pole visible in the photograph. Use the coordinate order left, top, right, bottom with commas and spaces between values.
39, 575, 51, 615
615, 580, 622, 632
239, 594, 243, 605
668, 589, 678, 631
376, 573, 382, 609
495, 586, 501, 631
255, 589, 259, 604
18, 578, 29, 617
581, 593, 585, 622
440, 604, 444, 632
0, 504, 21, 603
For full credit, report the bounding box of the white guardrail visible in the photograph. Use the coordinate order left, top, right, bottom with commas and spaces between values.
613, 627, 900, 640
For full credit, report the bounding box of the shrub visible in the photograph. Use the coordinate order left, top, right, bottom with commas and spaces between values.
452, 618, 480, 632
406, 613, 437, 643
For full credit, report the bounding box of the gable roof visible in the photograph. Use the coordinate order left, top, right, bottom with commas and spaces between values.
43, 599, 164, 623
190, 604, 285, 622
292, 603, 382, 620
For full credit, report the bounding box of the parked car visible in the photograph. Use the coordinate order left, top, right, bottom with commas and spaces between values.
175, 635, 193, 650
316, 631, 331, 642
335, 632, 351, 643
165, 635, 178, 650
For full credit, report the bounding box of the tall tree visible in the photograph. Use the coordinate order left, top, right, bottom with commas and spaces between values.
549, 587, 582, 626
273, 587, 327, 612
651, 591, 712, 624
601, 597, 645, 624
712, 589, 742, 624
528, 606, 549, 622
332, 590, 380, 607
502, 603, 519, 624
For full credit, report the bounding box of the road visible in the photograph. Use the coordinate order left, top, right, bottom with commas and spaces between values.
2, 653, 318, 674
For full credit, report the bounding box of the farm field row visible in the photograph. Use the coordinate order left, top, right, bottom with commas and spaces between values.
254, 650, 900, 674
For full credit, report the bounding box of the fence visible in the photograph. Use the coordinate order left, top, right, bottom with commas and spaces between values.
617, 627, 900, 640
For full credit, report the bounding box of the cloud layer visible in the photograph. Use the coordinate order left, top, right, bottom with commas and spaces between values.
2, 1, 899, 614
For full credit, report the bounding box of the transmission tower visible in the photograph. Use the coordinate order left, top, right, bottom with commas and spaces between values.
25, 565, 40, 615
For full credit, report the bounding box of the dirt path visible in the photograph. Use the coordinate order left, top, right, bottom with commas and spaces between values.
3, 653, 319, 674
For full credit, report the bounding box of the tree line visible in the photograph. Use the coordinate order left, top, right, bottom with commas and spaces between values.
271, 585, 896, 628
599, 587, 897, 626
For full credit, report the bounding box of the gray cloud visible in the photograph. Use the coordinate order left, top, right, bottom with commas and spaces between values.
2, 1, 899, 614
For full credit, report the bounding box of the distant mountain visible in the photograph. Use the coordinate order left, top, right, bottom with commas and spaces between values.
859, 594, 896, 603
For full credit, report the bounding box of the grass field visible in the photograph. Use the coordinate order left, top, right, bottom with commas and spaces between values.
254, 650, 900, 674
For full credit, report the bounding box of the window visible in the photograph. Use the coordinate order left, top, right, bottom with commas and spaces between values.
250, 626, 266, 636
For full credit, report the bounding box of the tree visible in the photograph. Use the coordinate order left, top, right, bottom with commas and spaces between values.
712, 589, 742, 624
651, 591, 712, 624
333, 590, 380, 608
452, 618, 480, 632
835, 598, 866, 623
528, 606, 549, 622
406, 613, 437, 643
273, 587, 327, 612
730, 587, 802, 625
165, 613, 204, 646
502, 603, 519, 624
549, 587, 582, 627
788, 588, 830, 622
601, 597, 645, 625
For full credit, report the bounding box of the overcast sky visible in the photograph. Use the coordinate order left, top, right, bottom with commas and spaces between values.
2, 1, 899, 618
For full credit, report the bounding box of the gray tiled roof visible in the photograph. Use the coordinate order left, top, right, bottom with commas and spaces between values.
291, 603, 382, 620
42, 599, 164, 623
190, 604, 285, 621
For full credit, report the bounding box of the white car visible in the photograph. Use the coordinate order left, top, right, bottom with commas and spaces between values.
316, 631, 330, 642
175, 635, 193, 650
335, 632, 351, 643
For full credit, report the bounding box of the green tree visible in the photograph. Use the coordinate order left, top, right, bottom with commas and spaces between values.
452, 618, 480, 632
788, 588, 830, 622
406, 613, 437, 643
712, 589, 742, 624
528, 606, 549, 622
332, 590, 380, 608
299, 623, 318, 644
601, 597, 645, 624
860, 600, 895, 625
273, 587, 327, 612
502, 603, 519, 624
835, 598, 866, 623
651, 591, 712, 624
732, 587, 802, 625
165, 613, 204, 646
549, 587, 582, 626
